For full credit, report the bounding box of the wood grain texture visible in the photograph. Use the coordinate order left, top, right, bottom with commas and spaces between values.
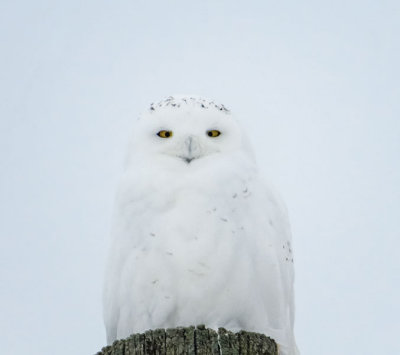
96, 325, 277, 355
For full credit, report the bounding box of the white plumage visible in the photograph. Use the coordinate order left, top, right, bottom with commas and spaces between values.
103, 96, 299, 354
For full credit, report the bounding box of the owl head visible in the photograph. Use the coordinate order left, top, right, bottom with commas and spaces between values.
125, 96, 255, 171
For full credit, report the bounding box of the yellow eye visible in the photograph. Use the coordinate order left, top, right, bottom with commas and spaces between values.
157, 130, 173, 138
207, 130, 221, 137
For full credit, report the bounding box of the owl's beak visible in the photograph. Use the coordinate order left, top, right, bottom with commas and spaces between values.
183, 157, 194, 163
181, 136, 201, 164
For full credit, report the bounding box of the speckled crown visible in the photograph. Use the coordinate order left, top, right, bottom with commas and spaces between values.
149, 96, 230, 113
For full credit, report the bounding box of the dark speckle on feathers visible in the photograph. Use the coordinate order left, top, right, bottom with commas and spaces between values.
148, 96, 231, 113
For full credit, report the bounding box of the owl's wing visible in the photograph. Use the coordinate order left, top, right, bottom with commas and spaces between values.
103, 173, 154, 344
103, 244, 121, 344
250, 179, 298, 353
273, 191, 295, 322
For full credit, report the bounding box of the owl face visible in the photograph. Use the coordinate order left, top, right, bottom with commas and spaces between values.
128, 98, 252, 169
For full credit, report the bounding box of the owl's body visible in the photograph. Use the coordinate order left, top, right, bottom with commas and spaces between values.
104, 97, 298, 355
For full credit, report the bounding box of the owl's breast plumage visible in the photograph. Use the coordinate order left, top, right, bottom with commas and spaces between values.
106, 162, 292, 343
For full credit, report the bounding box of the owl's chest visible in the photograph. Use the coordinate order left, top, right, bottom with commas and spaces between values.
127, 189, 252, 290
149, 185, 243, 239
114, 172, 280, 300
126, 176, 253, 260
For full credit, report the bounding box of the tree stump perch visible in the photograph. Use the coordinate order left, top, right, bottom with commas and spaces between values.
96, 325, 277, 355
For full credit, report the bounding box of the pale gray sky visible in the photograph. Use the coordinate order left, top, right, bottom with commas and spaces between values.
1, 1, 399, 354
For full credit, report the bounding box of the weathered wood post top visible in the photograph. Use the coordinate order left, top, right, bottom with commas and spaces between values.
96, 325, 277, 355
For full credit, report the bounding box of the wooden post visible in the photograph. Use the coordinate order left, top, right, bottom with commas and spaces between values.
96, 325, 277, 355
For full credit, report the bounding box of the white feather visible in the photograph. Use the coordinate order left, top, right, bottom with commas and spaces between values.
103, 96, 299, 354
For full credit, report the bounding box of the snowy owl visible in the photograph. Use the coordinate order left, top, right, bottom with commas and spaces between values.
103, 96, 299, 355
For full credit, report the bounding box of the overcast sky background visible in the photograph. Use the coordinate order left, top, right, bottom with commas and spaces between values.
1, 1, 399, 354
